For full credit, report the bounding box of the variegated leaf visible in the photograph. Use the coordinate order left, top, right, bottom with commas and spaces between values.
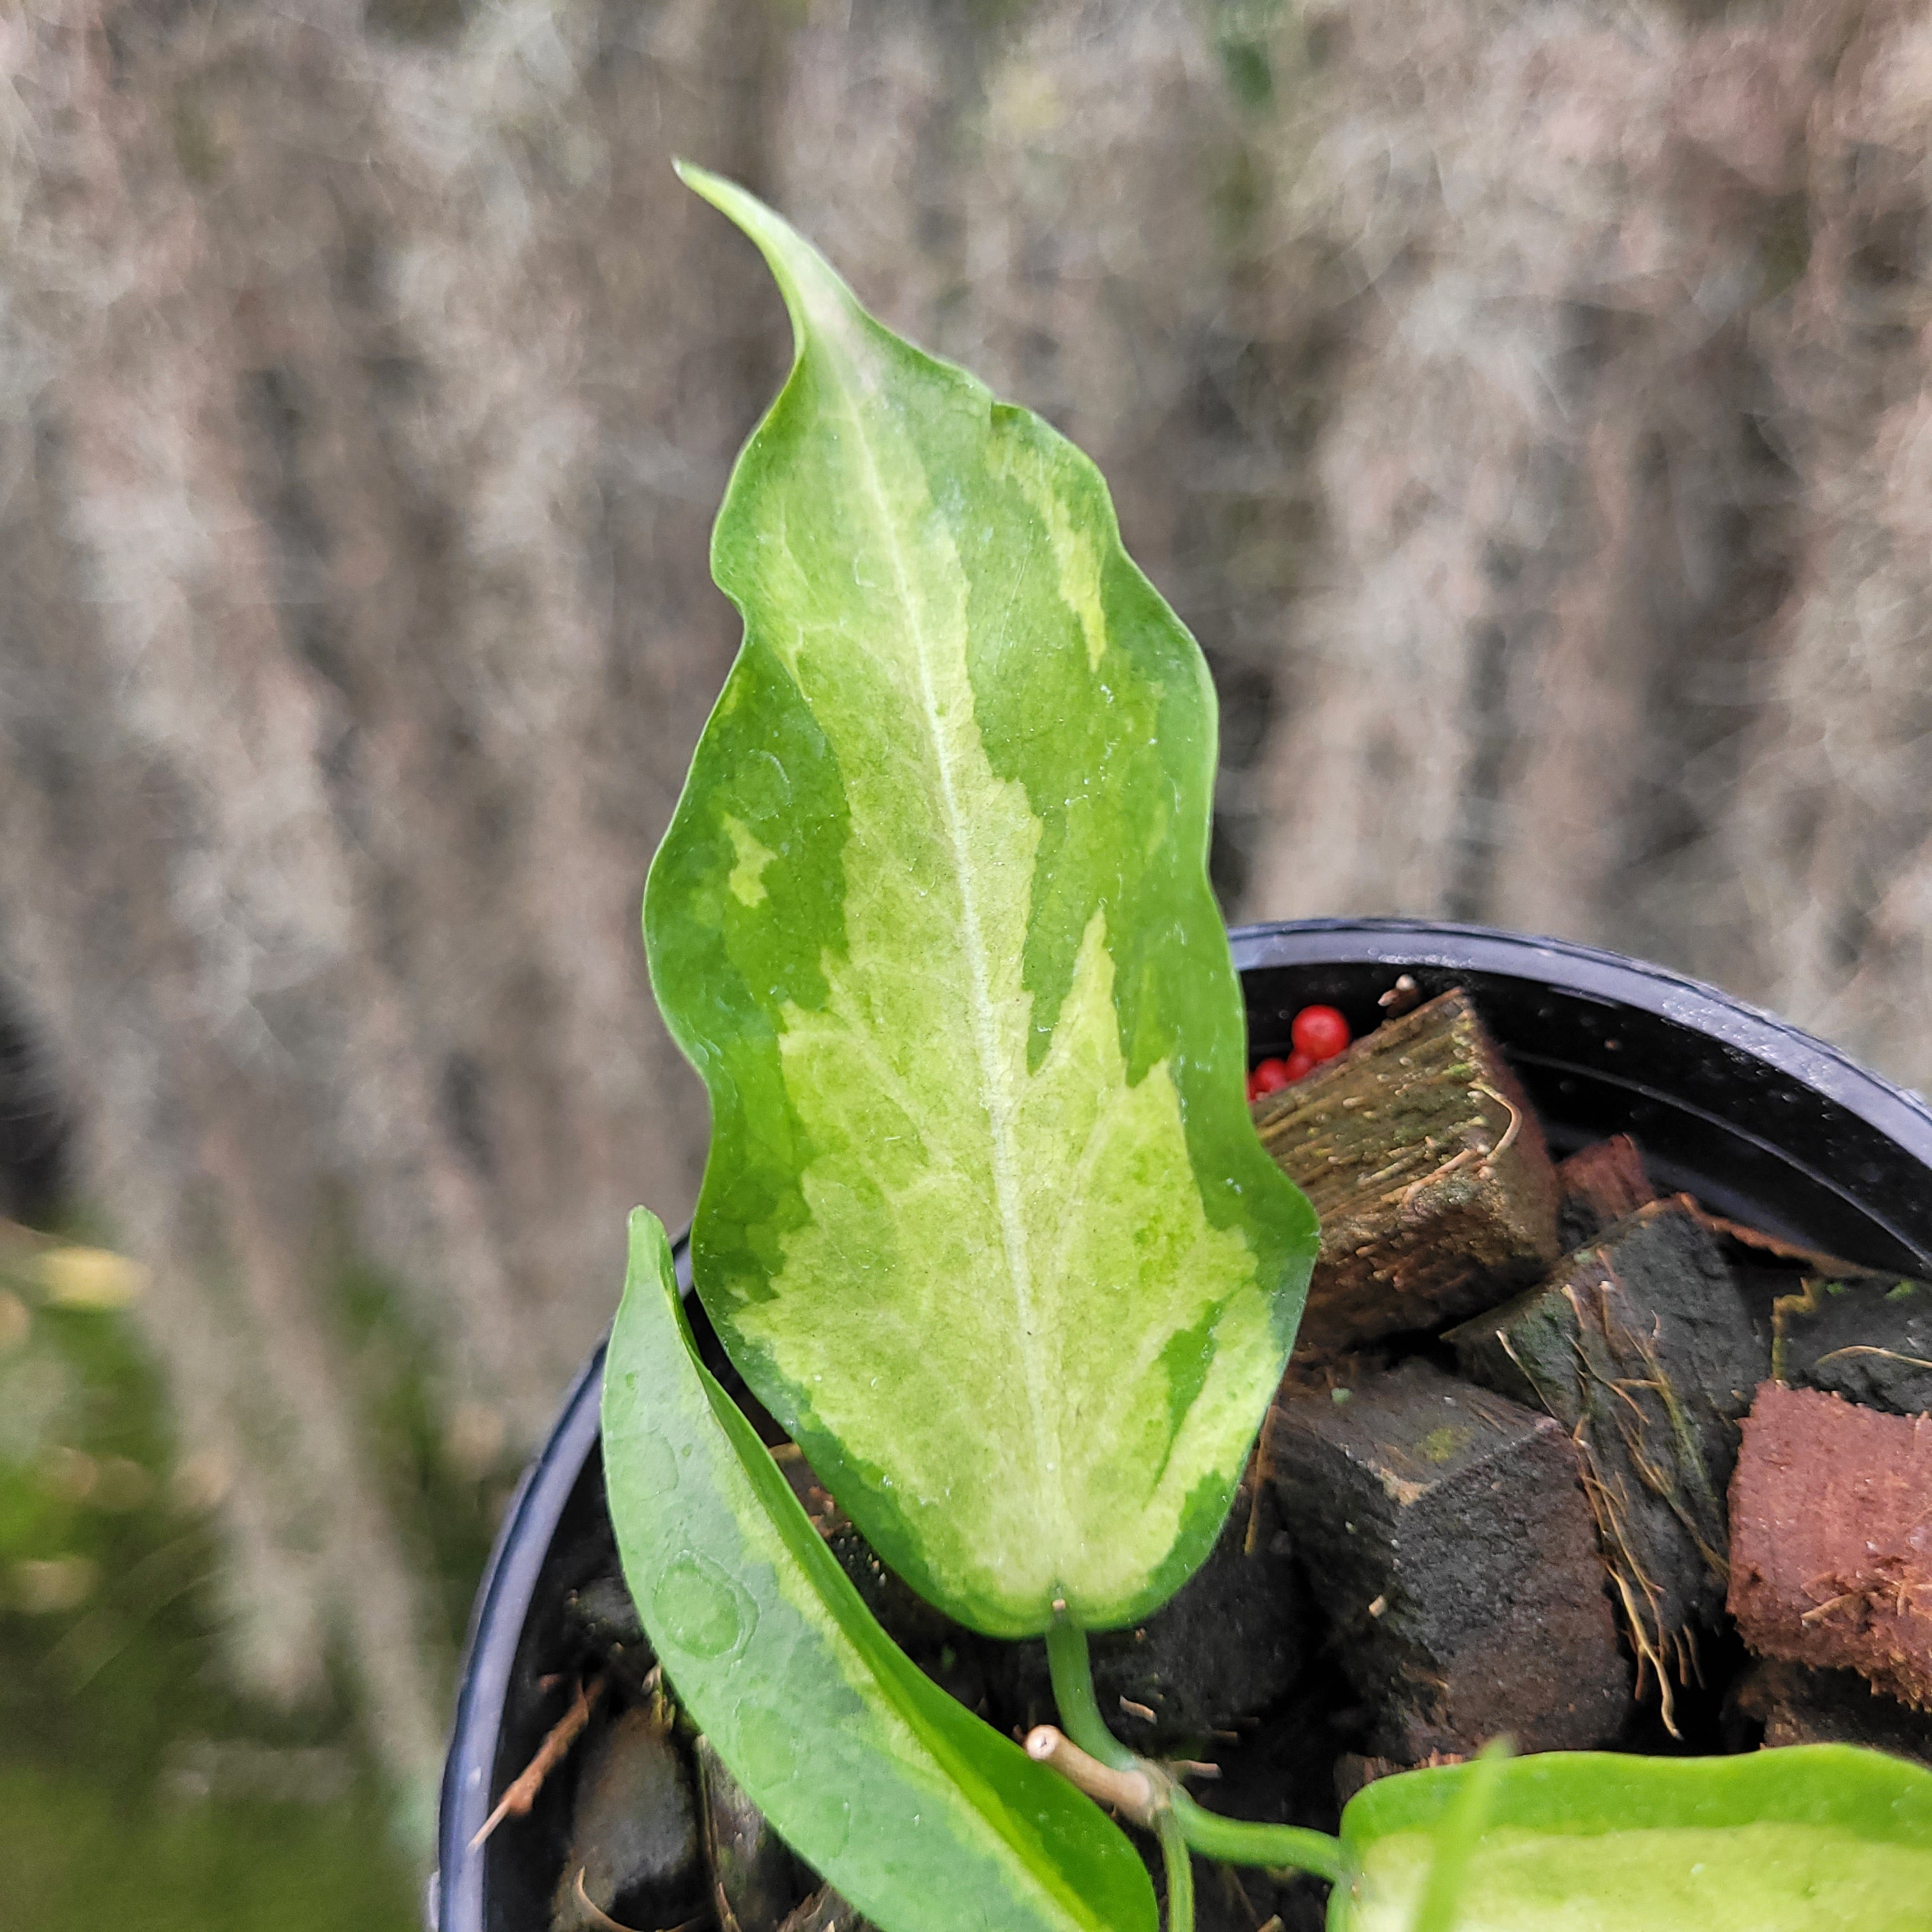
602, 1211, 1157, 1932
1330, 1745, 1932, 1931
647, 165, 1317, 1637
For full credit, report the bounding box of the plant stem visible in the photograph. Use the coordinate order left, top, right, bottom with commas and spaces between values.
1157, 1807, 1195, 1932
1043, 1612, 1347, 1883
1169, 1790, 1348, 1884
1044, 1619, 1138, 1772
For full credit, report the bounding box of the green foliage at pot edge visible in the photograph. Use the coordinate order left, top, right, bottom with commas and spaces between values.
601, 1210, 1158, 1932
647, 164, 1317, 1639
1329, 1744, 1932, 1932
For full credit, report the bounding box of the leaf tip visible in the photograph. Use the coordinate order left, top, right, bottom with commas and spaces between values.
626, 1200, 669, 1246
670, 155, 718, 196
673, 164, 859, 356
622, 1206, 678, 1307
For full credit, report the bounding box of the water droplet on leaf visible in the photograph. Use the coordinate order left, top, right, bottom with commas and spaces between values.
627, 1429, 679, 1498
653, 1552, 755, 1659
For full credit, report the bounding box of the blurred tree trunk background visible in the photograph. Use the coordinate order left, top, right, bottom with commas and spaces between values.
2, 0, 1928, 1826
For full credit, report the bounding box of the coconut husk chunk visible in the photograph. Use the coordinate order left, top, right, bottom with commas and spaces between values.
1252, 988, 1560, 1357
1266, 1358, 1630, 1759
1445, 1197, 1765, 1729
1772, 1271, 1932, 1417
1556, 1134, 1656, 1249
1729, 1382, 1932, 1712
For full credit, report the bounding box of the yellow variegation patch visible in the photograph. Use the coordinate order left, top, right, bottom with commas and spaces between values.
759, 912, 1270, 1625
1331, 1746, 1932, 1932
1342, 1823, 1932, 1932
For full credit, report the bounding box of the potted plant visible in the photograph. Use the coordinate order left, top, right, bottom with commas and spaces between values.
434, 171, 1932, 1932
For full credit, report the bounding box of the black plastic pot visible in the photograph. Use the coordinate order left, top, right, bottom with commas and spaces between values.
431, 916, 1932, 1931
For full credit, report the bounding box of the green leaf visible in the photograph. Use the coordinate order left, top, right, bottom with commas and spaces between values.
1329, 1745, 1932, 1931
1405, 1739, 1511, 1932
602, 1210, 1158, 1932
647, 162, 1317, 1638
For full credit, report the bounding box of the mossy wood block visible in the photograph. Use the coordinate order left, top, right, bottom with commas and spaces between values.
1729, 1381, 1932, 1712
1773, 1272, 1932, 1416
1251, 988, 1560, 1356
1556, 1134, 1655, 1249
1265, 1358, 1630, 1759
1445, 1198, 1765, 1711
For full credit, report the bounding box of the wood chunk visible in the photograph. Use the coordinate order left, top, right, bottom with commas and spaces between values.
1556, 1135, 1655, 1249
1445, 1198, 1765, 1720
1732, 1659, 1932, 1769
1773, 1273, 1932, 1416
551, 1706, 702, 1932
697, 1735, 802, 1932
1728, 1381, 1932, 1711
1266, 1359, 1630, 1759
1251, 989, 1560, 1356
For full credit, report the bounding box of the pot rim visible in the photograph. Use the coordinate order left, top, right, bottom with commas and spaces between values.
431, 915, 1932, 1929
1231, 916, 1932, 1162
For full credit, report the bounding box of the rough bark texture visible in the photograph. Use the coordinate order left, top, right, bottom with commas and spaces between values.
1266, 1359, 1631, 1758
1732, 1658, 1932, 1768
4, 0, 1932, 1809
1555, 1136, 1657, 1251
1254, 988, 1560, 1353
1448, 1198, 1766, 1719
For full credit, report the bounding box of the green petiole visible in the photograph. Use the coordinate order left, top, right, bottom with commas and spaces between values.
1157, 1808, 1195, 1932
1044, 1619, 1141, 1772
1044, 1617, 1349, 1887
1168, 1789, 1349, 1884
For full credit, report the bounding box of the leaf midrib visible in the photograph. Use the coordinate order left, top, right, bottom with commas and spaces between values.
827, 334, 1070, 1580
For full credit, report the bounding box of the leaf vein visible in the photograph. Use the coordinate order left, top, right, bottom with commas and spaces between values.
827, 337, 1069, 1558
